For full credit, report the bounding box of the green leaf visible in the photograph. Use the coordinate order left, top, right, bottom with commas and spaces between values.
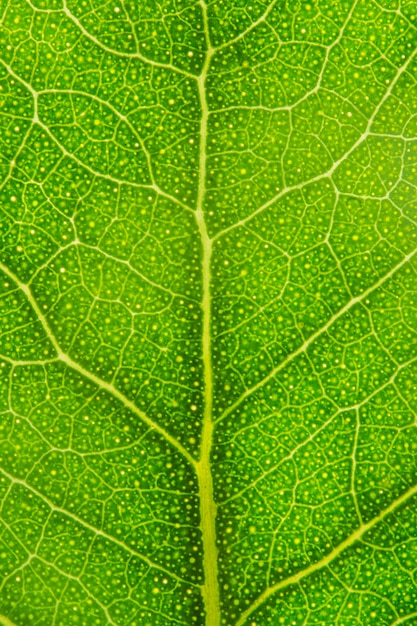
1, 1, 417, 624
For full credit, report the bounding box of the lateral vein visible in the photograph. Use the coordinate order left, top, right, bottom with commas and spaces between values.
235, 480, 417, 626
218, 247, 417, 424
0, 261, 196, 468
0, 467, 195, 586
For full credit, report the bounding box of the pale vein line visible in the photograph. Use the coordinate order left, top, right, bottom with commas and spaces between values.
56, 0, 197, 80
0, 617, 18, 626
37, 87, 169, 199
215, 0, 280, 52
35, 87, 195, 213
0, 59, 194, 215
0, 466, 195, 586
217, 247, 417, 423
351, 408, 363, 524
0, 357, 58, 366
214, 44, 417, 241
393, 611, 417, 625
1, 514, 119, 626
193, 2, 220, 625
37, 238, 196, 302
216, 0, 358, 113
235, 480, 417, 626
220, 350, 417, 506
0, 261, 196, 468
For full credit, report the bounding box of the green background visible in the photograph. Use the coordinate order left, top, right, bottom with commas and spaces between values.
1, 0, 417, 624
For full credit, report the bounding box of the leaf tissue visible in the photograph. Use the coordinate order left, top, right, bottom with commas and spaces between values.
1, 0, 417, 624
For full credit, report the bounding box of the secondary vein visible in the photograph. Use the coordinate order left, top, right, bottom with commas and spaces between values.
235, 479, 417, 626
0, 261, 196, 469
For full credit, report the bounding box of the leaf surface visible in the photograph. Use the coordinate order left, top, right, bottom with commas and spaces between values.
1, 1, 417, 625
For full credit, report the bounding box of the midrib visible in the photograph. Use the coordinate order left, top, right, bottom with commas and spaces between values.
194, 18, 220, 626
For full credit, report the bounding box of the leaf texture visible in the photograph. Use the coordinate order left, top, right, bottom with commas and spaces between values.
1, 0, 417, 625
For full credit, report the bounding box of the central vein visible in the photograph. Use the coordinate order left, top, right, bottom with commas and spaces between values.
194, 9, 220, 625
